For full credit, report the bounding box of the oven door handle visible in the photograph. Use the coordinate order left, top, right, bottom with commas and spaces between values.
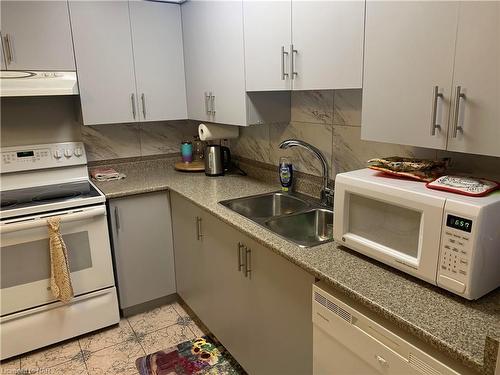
0, 206, 106, 234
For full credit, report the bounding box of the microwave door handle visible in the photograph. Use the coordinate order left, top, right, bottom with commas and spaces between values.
0, 206, 106, 234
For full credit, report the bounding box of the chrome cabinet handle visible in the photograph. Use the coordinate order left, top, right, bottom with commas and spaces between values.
114, 206, 120, 233
452, 86, 466, 138
281, 46, 289, 80
245, 247, 251, 278
375, 355, 388, 367
290, 44, 298, 79
4, 34, 13, 65
237, 242, 244, 271
141, 93, 146, 119
207, 91, 214, 116
211, 94, 216, 115
131, 93, 136, 119
430, 86, 443, 136
196, 216, 203, 240
204, 92, 210, 115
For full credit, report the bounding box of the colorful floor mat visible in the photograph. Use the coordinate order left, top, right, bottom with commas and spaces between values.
135, 335, 245, 375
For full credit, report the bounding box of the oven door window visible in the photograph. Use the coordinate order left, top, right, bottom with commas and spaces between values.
0, 207, 114, 316
348, 194, 421, 259
1, 232, 92, 289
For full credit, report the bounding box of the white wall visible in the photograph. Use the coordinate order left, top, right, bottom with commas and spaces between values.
1, 96, 199, 161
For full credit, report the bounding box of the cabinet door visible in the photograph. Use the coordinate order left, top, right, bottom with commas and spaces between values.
0, 1, 75, 70
109, 192, 176, 309
246, 237, 314, 375
446, 2, 500, 157
69, 1, 138, 125
243, 1, 292, 91
361, 2, 459, 149
291, 0, 364, 90
201, 214, 251, 369
209, 1, 247, 126
182, 1, 248, 126
170, 193, 210, 320
181, 1, 213, 123
129, 2, 187, 122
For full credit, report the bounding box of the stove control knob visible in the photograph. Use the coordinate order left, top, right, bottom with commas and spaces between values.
74, 147, 83, 157
64, 149, 73, 158
53, 150, 62, 159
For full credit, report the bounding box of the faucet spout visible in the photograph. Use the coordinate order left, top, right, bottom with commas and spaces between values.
279, 139, 333, 207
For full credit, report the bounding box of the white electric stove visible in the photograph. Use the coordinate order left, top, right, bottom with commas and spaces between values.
0, 142, 119, 360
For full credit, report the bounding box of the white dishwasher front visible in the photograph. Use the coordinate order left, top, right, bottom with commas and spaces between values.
312, 284, 468, 375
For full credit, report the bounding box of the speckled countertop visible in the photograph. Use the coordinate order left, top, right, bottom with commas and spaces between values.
91, 156, 500, 374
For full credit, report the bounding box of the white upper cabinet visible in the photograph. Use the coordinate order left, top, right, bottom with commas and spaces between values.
181, 0, 213, 123
243, 0, 365, 91
361, 1, 459, 150
0, 1, 75, 71
182, 0, 247, 125
243, 1, 292, 91
69, 1, 138, 125
182, 0, 290, 126
446, 2, 500, 157
70, 1, 187, 125
207, 2, 248, 126
129, 1, 187, 122
291, 1, 364, 90
362, 1, 499, 157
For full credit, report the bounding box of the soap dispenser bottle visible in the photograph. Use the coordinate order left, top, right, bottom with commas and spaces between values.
279, 157, 293, 192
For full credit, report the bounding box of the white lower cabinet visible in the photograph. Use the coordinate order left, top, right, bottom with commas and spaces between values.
171, 193, 314, 375
109, 192, 176, 313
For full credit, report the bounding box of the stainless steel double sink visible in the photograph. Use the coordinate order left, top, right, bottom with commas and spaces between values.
220, 191, 334, 248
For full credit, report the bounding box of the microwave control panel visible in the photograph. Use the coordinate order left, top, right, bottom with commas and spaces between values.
437, 214, 473, 294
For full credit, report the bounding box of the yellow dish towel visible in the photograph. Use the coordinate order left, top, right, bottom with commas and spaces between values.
47, 217, 74, 303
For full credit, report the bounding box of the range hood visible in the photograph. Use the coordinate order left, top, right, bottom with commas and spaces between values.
0, 71, 79, 97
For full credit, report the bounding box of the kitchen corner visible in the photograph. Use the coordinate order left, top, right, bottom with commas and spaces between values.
91, 154, 500, 375
2, 0, 499, 374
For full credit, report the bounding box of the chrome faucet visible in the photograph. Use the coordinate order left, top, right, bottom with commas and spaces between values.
278, 139, 334, 207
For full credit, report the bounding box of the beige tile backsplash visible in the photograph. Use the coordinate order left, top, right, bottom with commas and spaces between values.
1, 91, 498, 178
232, 90, 500, 180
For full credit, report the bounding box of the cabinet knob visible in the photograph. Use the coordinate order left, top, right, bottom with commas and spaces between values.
74, 147, 83, 157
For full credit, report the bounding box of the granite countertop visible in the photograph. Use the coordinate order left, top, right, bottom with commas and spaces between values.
91, 156, 500, 374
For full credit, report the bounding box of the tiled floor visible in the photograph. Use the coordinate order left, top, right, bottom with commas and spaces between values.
1, 301, 207, 375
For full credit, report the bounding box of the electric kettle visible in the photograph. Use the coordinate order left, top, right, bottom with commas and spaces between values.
204, 145, 231, 176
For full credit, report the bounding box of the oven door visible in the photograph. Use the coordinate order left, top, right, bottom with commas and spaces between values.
0, 205, 115, 316
334, 178, 446, 284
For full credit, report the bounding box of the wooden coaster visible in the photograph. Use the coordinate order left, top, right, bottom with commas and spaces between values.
174, 160, 205, 172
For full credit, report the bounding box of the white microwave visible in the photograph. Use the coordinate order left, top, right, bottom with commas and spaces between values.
333, 169, 500, 300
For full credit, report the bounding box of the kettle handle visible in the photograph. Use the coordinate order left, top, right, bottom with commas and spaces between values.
221, 146, 231, 171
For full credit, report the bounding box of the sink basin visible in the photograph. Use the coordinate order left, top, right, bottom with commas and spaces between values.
220, 191, 333, 247
220, 192, 310, 219
264, 209, 334, 247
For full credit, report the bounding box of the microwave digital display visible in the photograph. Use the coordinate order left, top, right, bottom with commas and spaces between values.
446, 214, 472, 233
17, 151, 34, 158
